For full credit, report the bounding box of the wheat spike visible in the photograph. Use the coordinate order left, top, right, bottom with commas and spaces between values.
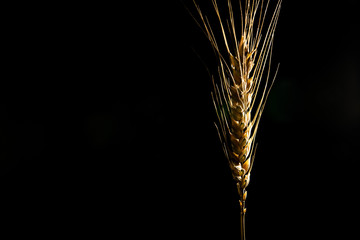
193, 0, 281, 239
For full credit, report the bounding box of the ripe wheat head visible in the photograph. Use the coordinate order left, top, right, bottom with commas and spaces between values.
193, 0, 282, 226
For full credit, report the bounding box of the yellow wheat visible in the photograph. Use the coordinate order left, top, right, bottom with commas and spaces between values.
193, 0, 281, 239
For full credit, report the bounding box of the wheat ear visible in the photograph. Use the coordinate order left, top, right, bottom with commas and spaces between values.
193, 0, 281, 239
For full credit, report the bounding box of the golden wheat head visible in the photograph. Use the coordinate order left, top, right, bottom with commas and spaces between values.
193, 0, 281, 209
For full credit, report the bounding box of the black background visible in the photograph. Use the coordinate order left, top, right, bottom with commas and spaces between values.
1, 0, 359, 238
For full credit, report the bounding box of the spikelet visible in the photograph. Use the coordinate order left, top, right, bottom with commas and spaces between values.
193, 0, 281, 212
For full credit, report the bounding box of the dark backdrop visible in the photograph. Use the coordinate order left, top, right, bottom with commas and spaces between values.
1, 0, 359, 239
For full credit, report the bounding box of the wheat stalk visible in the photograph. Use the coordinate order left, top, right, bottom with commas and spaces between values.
192, 0, 281, 239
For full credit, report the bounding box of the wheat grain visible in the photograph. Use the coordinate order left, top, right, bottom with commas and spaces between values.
193, 0, 281, 239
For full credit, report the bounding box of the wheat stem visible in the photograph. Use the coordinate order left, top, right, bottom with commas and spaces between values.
240, 209, 246, 240
238, 183, 247, 240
